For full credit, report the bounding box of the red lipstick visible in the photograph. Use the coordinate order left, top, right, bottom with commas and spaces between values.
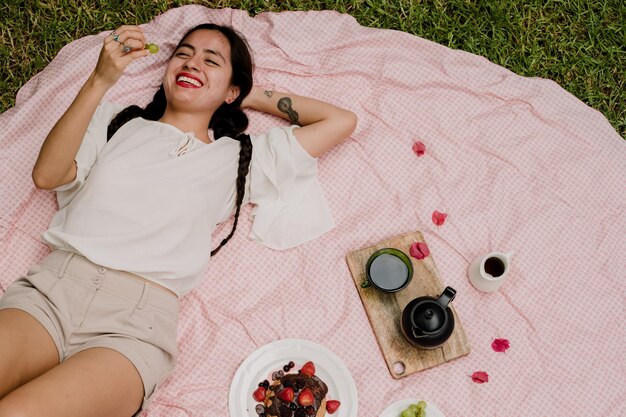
175, 72, 204, 88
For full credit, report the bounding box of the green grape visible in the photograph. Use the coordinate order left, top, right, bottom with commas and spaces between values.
401, 400, 428, 417
401, 409, 417, 417
145, 43, 159, 54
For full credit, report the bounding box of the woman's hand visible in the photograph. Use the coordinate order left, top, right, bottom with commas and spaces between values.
92, 25, 150, 88
32, 25, 151, 190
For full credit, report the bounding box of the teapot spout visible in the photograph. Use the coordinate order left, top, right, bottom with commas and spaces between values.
411, 327, 427, 339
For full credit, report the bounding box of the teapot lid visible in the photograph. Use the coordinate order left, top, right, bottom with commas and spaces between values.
412, 301, 447, 333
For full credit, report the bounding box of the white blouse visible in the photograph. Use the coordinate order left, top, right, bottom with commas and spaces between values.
42, 102, 334, 296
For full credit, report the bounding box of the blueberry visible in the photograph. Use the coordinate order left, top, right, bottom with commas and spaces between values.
283, 365, 291, 372
255, 404, 265, 414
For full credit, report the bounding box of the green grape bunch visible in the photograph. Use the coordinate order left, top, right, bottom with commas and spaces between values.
400, 400, 427, 417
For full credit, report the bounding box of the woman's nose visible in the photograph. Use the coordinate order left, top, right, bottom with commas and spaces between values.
183, 55, 201, 71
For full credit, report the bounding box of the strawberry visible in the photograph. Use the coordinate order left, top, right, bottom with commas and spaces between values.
298, 387, 314, 406
300, 361, 316, 377
326, 400, 341, 414
278, 387, 294, 402
252, 386, 266, 402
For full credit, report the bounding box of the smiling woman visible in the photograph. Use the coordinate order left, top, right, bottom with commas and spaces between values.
160, 27, 249, 141
0, 21, 356, 417
109, 24, 253, 145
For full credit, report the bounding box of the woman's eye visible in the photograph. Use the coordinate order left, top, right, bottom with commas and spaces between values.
205, 60, 218, 66
176, 52, 189, 57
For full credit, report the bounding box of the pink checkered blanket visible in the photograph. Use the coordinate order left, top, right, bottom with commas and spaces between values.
1, 5, 624, 416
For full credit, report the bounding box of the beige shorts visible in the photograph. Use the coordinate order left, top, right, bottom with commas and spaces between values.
0, 250, 179, 413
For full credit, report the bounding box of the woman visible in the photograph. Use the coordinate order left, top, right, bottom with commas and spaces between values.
0, 23, 356, 417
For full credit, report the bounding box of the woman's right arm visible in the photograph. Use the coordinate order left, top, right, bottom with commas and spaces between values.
32, 25, 149, 190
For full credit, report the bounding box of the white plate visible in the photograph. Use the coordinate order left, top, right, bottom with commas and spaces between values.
229, 339, 358, 417
379, 399, 445, 417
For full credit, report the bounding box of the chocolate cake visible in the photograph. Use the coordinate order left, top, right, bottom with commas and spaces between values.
264, 373, 328, 417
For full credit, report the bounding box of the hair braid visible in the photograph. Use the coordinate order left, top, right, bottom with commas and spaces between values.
107, 86, 167, 141
210, 133, 253, 256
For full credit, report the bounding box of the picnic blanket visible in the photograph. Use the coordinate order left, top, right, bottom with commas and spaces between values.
1, 5, 624, 416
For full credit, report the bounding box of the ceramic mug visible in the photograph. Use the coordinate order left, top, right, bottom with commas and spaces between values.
468, 251, 514, 292
362, 248, 413, 292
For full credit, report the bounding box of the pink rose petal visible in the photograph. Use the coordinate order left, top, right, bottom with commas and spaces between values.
491, 338, 510, 353
409, 242, 430, 260
432, 210, 447, 226
471, 371, 489, 384
412, 141, 426, 157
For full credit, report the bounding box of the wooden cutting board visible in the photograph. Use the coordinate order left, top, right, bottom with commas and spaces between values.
346, 230, 470, 378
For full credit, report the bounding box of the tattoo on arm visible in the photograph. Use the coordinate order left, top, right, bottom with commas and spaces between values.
264, 90, 274, 98
277, 97, 300, 125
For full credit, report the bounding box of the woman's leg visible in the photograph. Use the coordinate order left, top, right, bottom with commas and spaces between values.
0, 309, 59, 398
0, 347, 144, 417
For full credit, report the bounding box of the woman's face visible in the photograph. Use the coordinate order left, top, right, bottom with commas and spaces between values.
163, 29, 240, 114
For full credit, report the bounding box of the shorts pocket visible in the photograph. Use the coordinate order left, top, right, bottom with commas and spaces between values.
125, 306, 179, 387
125, 306, 177, 355
125, 306, 159, 344
24, 266, 62, 294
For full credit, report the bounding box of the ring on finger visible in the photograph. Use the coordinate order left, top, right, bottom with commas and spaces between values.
113, 33, 120, 42
121, 44, 132, 53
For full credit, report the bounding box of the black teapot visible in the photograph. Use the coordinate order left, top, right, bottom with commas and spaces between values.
401, 286, 456, 349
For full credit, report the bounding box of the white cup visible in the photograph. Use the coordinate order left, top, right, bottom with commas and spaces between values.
468, 251, 514, 292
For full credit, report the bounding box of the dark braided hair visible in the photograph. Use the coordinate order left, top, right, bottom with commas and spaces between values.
107, 23, 254, 256
211, 133, 252, 256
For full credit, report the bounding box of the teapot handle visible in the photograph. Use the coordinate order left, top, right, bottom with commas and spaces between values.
436, 286, 456, 307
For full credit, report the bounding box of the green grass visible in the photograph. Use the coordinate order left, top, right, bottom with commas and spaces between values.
1, 0, 624, 137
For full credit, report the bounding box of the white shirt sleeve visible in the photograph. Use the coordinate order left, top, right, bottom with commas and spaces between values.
54, 101, 125, 208
248, 125, 335, 250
